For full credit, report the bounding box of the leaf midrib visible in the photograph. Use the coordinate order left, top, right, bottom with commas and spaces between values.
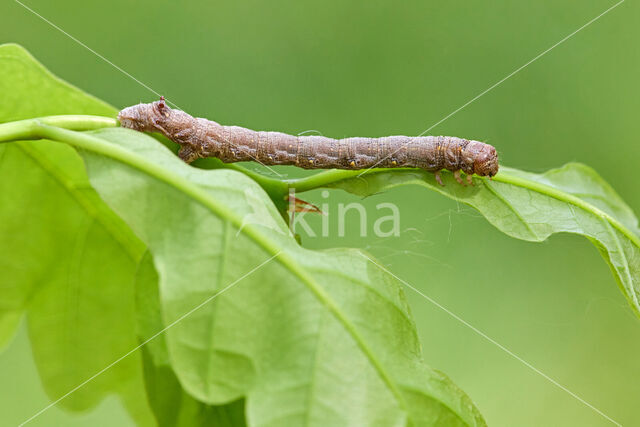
203, 220, 232, 397
494, 171, 640, 248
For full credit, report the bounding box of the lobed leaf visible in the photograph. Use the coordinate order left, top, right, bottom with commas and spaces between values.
67, 125, 485, 426
0, 43, 154, 423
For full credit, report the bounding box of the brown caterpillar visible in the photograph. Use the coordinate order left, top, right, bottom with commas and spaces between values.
118, 97, 499, 185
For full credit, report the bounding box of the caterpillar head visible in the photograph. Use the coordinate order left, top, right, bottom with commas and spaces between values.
118, 97, 170, 132
472, 144, 499, 178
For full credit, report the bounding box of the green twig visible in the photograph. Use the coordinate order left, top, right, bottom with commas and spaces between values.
285, 166, 640, 250
0, 115, 290, 206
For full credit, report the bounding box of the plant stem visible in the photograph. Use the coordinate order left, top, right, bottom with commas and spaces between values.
0, 116, 290, 205
0, 115, 117, 141
286, 166, 640, 249
3, 116, 635, 249
285, 168, 400, 193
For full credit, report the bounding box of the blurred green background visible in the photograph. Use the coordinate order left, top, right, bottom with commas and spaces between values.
1, 0, 639, 425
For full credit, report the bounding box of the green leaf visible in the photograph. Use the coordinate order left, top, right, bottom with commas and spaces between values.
135, 251, 247, 427
288, 165, 640, 317
11, 124, 484, 426
0, 43, 115, 121
0, 43, 153, 423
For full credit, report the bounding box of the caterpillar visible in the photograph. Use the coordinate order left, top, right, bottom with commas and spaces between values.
118, 97, 499, 185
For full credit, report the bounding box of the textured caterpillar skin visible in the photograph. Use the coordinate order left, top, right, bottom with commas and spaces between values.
118, 99, 499, 180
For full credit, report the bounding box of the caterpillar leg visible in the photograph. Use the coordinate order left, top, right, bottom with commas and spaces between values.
178, 145, 199, 163
454, 170, 466, 186
434, 171, 444, 186
466, 174, 474, 186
